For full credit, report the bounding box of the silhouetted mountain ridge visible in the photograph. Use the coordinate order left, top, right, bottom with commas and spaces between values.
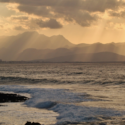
17, 48, 73, 61
0, 32, 74, 61
34, 52, 125, 62
1, 32, 125, 61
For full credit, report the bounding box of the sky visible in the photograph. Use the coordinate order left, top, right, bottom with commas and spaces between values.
0, 0, 125, 44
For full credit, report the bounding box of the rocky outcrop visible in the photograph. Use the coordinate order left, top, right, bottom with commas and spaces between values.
25, 121, 41, 125
0, 93, 28, 102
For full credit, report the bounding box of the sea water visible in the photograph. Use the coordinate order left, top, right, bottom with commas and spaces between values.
0, 63, 125, 125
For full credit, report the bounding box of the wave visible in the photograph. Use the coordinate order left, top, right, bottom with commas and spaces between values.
0, 76, 59, 84
0, 76, 125, 85
51, 104, 125, 124
0, 85, 125, 125
35, 101, 57, 109
0, 76, 94, 84
67, 72, 83, 75
0, 85, 91, 104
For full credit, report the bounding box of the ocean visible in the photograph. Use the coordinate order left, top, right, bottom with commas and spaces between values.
0, 63, 125, 125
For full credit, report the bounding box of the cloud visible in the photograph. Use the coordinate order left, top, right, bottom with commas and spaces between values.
114, 23, 125, 29
17, 5, 51, 17
37, 19, 63, 29
14, 26, 25, 30
0, 3, 16, 17
109, 11, 125, 18
0, 0, 125, 27
0, 0, 124, 12
17, 4, 98, 27
81, 0, 124, 12
11, 16, 29, 20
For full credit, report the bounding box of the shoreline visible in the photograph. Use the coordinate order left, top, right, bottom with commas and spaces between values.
0, 86, 125, 125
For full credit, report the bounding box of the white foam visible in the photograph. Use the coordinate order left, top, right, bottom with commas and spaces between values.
0, 85, 124, 124
0, 85, 89, 105
51, 104, 125, 124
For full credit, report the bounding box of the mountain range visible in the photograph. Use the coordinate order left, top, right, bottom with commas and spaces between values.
0, 31, 125, 62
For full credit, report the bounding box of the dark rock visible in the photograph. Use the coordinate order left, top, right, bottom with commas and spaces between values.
25, 121, 41, 125
25, 122, 32, 125
0, 93, 28, 103
99, 123, 107, 125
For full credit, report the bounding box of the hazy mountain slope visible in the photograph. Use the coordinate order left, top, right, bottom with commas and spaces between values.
1, 31, 125, 61
43, 52, 125, 62
0, 32, 74, 50
44, 48, 73, 59
71, 43, 117, 53
17, 48, 73, 61
16, 42, 125, 61
74, 43, 90, 48
16, 48, 51, 61
0, 32, 74, 61
71, 42, 125, 55
48, 35, 73, 49
0, 32, 40, 60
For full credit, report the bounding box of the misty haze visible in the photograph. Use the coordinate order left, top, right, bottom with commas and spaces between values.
1, 32, 125, 62
1, 0, 125, 125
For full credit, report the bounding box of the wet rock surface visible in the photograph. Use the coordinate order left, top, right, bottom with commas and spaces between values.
0, 93, 28, 103
25, 121, 41, 125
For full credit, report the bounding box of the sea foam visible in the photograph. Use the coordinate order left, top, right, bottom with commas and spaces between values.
0, 85, 124, 124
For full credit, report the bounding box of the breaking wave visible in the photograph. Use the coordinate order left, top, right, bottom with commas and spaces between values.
0, 76, 125, 85
51, 104, 125, 124
0, 76, 59, 84
35, 101, 57, 109
0, 85, 125, 125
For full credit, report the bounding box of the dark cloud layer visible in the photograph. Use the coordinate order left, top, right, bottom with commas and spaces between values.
14, 26, 25, 30
18, 5, 51, 17
37, 19, 63, 29
1, 0, 125, 27
1, 0, 124, 12
109, 11, 125, 18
